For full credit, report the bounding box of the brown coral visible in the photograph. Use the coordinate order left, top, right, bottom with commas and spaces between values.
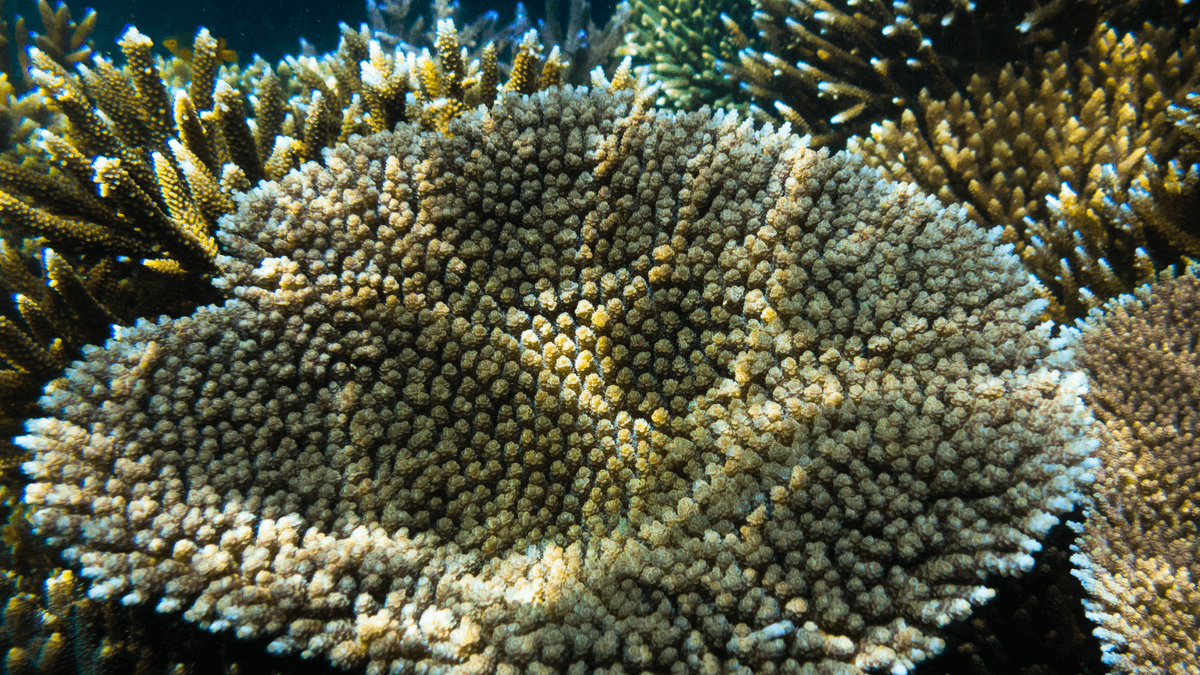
1070, 266, 1200, 675
17, 84, 1097, 674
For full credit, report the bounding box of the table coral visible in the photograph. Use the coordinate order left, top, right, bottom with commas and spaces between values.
17, 83, 1097, 674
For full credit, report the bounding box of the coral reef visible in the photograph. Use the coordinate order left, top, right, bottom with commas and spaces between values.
0, 18, 579, 441
0, 1, 1194, 672
692, 0, 1190, 147
624, 0, 751, 111
17, 83, 1097, 674
0, 490, 169, 675
848, 23, 1200, 317
1070, 266, 1200, 674
0, 27, 239, 434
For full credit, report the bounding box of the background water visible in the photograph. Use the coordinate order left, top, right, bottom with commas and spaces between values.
54, 0, 621, 66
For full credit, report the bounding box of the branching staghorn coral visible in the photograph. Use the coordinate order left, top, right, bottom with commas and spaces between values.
0, 0, 95, 153
16, 82, 1098, 674
711, 0, 1193, 148
848, 23, 1200, 318
0, 28, 238, 437
269, 19, 578, 139
625, 0, 754, 112
0, 237, 118, 431
1069, 265, 1200, 674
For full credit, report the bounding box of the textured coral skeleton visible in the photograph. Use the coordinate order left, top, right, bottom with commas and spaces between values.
1070, 266, 1200, 675
0, 0, 1196, 672
15, 83, 1099, 674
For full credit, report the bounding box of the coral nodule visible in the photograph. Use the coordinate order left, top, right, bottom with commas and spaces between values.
15, 85, 1097, 674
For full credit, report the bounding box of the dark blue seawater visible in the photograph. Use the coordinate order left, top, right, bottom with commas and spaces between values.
45, 0, 619, 66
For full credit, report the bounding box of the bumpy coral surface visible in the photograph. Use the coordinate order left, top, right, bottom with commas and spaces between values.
18, 86, 1097, 674
1071, 267, 1200, 675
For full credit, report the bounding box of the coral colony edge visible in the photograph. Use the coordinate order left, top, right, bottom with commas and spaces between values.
0, 1, 1195, 674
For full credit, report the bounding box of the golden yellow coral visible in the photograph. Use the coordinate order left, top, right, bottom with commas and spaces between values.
434, 17, 465, 99
212, 81, 263, 182
326, 18, 581, 135
0, 314, 60, 380
187, 29, 221, 112
505, 27, 544, 94
0, 27, 241, 444
251, 69, 285, 159
117, 27, 173, 147
848, 22, 1200, 317
422, 21, 566, 128
703, 0, 1192, 149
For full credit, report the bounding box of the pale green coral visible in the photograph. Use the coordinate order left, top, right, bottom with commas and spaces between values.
626, 0, 754, 111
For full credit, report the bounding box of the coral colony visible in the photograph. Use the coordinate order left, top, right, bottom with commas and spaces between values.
0, 0, 1196, 673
